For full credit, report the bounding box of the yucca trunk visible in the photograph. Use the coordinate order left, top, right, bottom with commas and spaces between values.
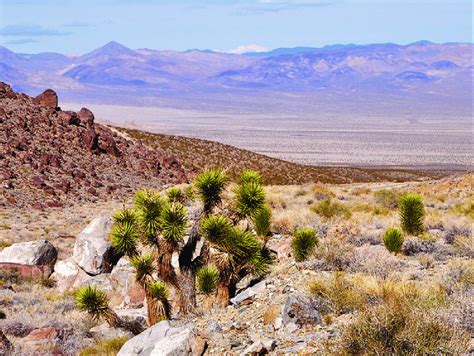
157, 246, 177, 286
177, 273, 196, 315
104, 309, 144, 335
216, 282, 231, 307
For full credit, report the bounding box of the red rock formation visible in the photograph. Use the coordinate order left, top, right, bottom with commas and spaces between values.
0, 82, 189, 208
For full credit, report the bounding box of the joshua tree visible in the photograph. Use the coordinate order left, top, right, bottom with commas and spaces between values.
400, 193, 425, 235
291, 227, 318, 262
109, 168, 274, 318
75, 285, 144, 335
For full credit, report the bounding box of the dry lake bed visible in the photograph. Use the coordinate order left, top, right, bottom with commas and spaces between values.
65, 103, 472, 170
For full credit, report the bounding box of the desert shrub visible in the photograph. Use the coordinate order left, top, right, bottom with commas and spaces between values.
374, 189, 401, 209
311, 185, 335, 200
315, 235, 355, 271
311, 199, 351, 219
382, 228, 404, 254
442, 224, 471, 244
402, 236, 436, 256
1, 320, 34, 337
79, 337, 128, 356
272, 216, 294, 234
352, 187, 371, 196
340, 299, 469, 355
449, 201, 474, 218
291, 228, 318, 262
309, 272, 364, 314
352, 245, 406, 278
196, 266, 219, 295
400, 193, 425, 235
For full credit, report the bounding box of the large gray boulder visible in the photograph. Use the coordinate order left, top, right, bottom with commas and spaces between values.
117, 321, 196, 356
73, 217, 119, 275
51, 258, 87, 293
0, 240, 57, 267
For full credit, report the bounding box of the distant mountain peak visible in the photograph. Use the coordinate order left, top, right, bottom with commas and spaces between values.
80, 41, 136, 59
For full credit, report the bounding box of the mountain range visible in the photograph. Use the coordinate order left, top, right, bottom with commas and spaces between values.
0, 41, 472, 113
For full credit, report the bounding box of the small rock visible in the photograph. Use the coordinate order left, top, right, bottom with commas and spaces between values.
208, 320, 222, 333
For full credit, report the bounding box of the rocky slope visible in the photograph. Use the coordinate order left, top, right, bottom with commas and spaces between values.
0, 82, 188, 209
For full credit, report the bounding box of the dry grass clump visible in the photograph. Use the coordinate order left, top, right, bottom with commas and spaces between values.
448, 201, 474, 218
79, 336, 128, 356
312, 275, 470, 355
373, 189, 401, 210
314, 234, 356, 271
311, 199, 351, 220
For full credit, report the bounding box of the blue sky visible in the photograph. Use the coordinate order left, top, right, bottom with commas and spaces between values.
0, 0, 472, 54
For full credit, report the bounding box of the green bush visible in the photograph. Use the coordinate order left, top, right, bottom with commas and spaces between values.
383, 228, 404, 254
291, 228, 318, 262
400, 193, 424, 235
311, 199, 351, 219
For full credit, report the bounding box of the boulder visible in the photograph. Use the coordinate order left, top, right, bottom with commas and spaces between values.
0, 240, 57, 268
0, 263, 53, 279
111, 258, 146, 308
243, 339, 276, 355
35, 89, 58, 109
57, 111, 80, 126
117, 321, 197, 356
115, 308, 148, 329
231, 280, 266, 306
51, 258, 87, 293
78, 108, 95, 128
282, 293, 322, 328
83, 129, 99, 151
73, 217, 119, 275
18, 326, 72, 354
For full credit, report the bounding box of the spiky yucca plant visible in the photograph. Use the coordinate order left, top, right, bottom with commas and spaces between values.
252, 204, 272, 238
239, 169, 262, 185
383, 228, 404, 254
194, 168, 228, 213
291, 228, 318, 262
110, 222, 138, 257
149, 281, 171, 321
113, 208, 138, 225
234, 181, 266, 218
400, 193, 425, 235
196, 266, 219, 295
166, 187, 185, 203
109, 167, 274, 317
75, 285, 143, 335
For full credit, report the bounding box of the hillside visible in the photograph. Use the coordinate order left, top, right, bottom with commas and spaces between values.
0, 82, 188, 209
115, 127, 450, 185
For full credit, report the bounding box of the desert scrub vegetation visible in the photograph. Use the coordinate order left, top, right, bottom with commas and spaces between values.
311, 198, 351, 219
103, 168, 274, 323
291, 228, 318, 262
79, 336, 128, 356
374, 189, 401, 209
310, 274, 470, 354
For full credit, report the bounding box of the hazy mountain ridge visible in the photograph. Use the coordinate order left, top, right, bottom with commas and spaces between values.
0, 41, 472, 111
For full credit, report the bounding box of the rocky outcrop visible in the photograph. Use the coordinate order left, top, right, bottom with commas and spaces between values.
0, 240, 57, 268
282, 293, 322, 328
110, 257, 146, 308
0, 82, 189, 208
34, 89, 58, 109
73, 217, 118, 275
117, 321, 198, 356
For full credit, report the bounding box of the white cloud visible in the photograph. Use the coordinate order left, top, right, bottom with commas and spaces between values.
229, 43, 269, 54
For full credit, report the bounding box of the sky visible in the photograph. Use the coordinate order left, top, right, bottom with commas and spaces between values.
0, 0, 472, 54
